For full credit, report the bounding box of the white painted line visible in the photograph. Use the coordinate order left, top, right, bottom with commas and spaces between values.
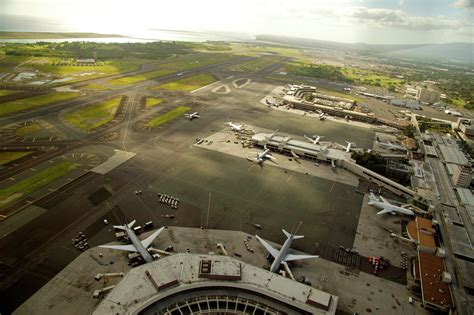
8, 177, 15, 181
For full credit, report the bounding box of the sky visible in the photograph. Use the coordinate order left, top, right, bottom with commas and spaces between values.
0, 0, 472, 44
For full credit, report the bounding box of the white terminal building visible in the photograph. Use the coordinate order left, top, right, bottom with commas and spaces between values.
252, 133, 351, 167
93, 253, 338, 315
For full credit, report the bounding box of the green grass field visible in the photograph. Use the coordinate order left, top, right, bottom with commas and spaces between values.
154, 74, 216, 92
0, 151, 33, 165
145, 97, 164, 108
228, 56, 284, 72
146, 106, 190, 128
108, 69, 174, 85
64, 97, 122, 131
341, 67, 403, 89
0, 161, 78, 208
108, 54, 235, 86
82, 83, 110, 90
15, 122, 43, 137
0, 55, 31, 69
28, 58, 151, 82
0, 90, 17, 97
0, 92, 80, 116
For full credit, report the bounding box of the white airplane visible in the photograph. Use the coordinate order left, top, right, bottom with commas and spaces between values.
376, 138, 407, 152
247, 147, 276, 166
336, 141, 356, 152
184, 112, 200, 120
226, 121, 244, 132
256, 229, 319, 273
304, 134, 324, 145
368, 193, 415, 216
99, 220, 165, 263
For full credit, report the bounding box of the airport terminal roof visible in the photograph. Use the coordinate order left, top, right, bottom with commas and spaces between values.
454, 188, 474, 207
438, 144, 469, 166
407, 218, 453, 311
252, 133, 351, 162
418, 252, 452, 310
93, 253, 338, 315
407, 217, 436, 248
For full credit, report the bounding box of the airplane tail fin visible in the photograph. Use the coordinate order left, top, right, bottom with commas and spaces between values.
283, 229, 303, 240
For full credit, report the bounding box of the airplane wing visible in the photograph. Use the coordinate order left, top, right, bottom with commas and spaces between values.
379, 196, 391, 205
255, 235, 279, 258
284, 253, 319, 262
141, 227, 165, 248
377, 208, 394, 215
99, 244, 137, 252
266, 155, 276, 160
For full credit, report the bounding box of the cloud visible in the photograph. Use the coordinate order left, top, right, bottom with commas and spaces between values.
452, 0, 474, 12
349, 7, 470, 31
399, 0, 405, 6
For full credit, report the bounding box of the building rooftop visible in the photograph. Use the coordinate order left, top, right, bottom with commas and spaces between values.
438, 142, 469, 166
407, 217, 436, 248
455, 188, 474, 207
418, 252, 452, 310
252, 133, 352, 162
93, 253, 338, 315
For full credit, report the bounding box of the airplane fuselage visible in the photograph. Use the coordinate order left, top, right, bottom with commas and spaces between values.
270, 236, 293, 272
369, 201, 414, 216
124, 226, 154, 263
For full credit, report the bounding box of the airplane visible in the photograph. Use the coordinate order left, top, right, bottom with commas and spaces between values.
256, 229, 319, 273
336, 141, 356, 152
184, 112, 200, 120
304, 134, 324, 145
376, 137, 407, 152
226, 121, 244, 132
99, 220, 165, 263
247, 147, 276, 166
368, 193, 415, 216
266, 98, 280, 107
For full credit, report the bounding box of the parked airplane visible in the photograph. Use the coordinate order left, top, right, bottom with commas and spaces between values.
256, 229, 319, 273
336, 141, 356, 152
226, 121, 244, 132
266, 98, 280, 107
304, 134, 324, 145
184, 112, 200, 120
376, 138, 407, 152
368, 193, 415, 216
99, 220, 165, 263
247, 147, 276, 166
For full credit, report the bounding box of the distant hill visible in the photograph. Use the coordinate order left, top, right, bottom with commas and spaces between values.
255, 35, 473, 64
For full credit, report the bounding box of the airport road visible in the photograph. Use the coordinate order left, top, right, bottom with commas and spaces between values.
0, 55, 254, 125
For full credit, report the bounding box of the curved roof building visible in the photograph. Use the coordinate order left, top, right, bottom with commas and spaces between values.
93, 253, 338, 315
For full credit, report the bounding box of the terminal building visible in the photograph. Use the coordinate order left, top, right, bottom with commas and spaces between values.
407, 217, 453, 312
93, 253, 339, 314
251, 132, 417, 198
416, 88, 441, 104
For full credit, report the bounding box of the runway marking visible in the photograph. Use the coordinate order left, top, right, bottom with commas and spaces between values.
286, 173, 294, 182
8, 177, 15, 181
329, 182, 336, 193
0, 214, 7, 218
247, 164, 256, 172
